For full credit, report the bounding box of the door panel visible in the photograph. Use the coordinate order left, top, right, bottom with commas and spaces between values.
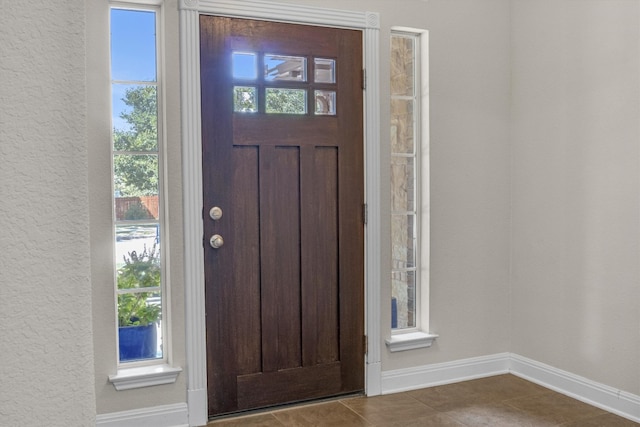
259, 145, 302, 372
200, 16, 364, 417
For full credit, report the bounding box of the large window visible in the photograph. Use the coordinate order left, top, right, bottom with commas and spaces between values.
110, 5, 165, 364
390, 31, 426, 333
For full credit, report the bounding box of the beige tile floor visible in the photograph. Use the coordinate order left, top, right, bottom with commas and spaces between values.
207, 374, 639, 426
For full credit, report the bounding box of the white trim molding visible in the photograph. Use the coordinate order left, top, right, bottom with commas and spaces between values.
96, 403, 188, 427
381, 353, 640, 424
363, 11, 383, 399
179, 2, 208, 425
510, 354, 640, 423
385, 331, 439, 352
381, 353, 511, 394
108, 364, 183, 391
179, 1, 380, 425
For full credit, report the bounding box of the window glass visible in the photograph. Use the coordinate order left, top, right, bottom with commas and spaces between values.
111, 7, 164, 363
112, 85, 158, 145
391, 33, 419, 330
233, 86, 258, 113
116, 224, 160, 259
110, 9, 157, 82
391, 215, 417, 269
266, 88, 307, 114
113, 153, 158, 199
390, 99, 414, 154
314, 90, 336, 115
391, 271, 416, 328
265, 54, 307, 82
314, 58, 336, 84
391, 36, 414, 97
232, 52, 258, 80
391, 156, 415, 212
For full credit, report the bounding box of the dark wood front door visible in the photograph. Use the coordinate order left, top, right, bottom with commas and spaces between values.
200, 16, 365, 417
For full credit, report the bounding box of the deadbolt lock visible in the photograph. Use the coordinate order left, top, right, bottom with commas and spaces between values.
209, 206, 223, 220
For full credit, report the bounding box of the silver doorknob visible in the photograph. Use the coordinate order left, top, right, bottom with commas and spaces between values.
209, 206, 223, 221
210, 234, 224, 249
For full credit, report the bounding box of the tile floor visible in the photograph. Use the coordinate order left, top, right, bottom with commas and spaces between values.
207, 374, 639, 426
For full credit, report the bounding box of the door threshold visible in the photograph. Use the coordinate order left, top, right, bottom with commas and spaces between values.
208, 391, 365, 423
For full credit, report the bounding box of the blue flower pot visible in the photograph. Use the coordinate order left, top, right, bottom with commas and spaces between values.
119, 324, 157, 361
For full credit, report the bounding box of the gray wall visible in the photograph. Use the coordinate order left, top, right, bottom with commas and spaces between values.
510, 0, 640, 395
0, 1, 96, 425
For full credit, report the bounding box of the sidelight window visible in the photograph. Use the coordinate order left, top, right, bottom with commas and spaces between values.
110, 5, 166, 364
389, 30, 434, 345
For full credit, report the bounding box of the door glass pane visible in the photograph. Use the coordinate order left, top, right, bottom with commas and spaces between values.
264, 54, 307, 81
232, 52, 258, 80
113, 154, 158, 199
234, 86, 258, 113
390, 99, 414, 154
314, 90, 336, 115
265, 88, 307, 114
391, 36, 414, 97
391, 156, 415, 212
110, 9, 156, 82
314, 58, 335, 83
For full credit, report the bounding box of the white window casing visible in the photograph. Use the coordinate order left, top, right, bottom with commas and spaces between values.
108, 0, 181, 389
386, 28, 438, 352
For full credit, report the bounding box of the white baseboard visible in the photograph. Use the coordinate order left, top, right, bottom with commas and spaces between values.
510, 354, 640, 423
96, 402, 188, 427
381, 352, 511, 394
380, 352, 640, 423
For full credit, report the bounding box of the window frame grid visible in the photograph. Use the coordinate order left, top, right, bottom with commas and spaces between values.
109, 1, 169, 367
391, 31, 423, 334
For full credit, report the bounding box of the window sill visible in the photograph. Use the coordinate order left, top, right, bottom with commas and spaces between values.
385, 331, 438, 352
109, 363, 182, 391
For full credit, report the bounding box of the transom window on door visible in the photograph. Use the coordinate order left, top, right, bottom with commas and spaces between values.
232, 52, 337, 115
390, 30, 429, 336
110, 4, 166, 364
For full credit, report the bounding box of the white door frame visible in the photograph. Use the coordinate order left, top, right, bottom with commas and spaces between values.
178, 1, 381, 424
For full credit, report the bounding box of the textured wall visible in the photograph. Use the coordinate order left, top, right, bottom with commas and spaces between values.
0, 1, 96, 425
511, 0, 640, 395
